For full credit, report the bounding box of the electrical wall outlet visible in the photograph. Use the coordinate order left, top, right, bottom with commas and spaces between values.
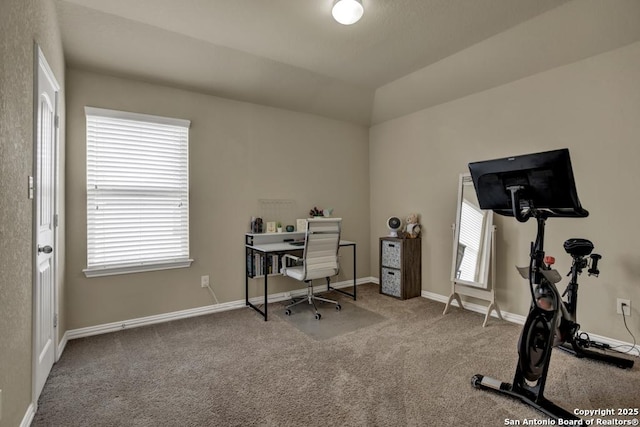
201, 275, 209, 288
617, 298, 631, 316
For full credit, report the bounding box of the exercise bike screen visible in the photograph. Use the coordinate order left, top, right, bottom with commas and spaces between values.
468, 148, 586, 217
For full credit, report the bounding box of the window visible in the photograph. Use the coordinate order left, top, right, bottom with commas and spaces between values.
457, 200, 485, 282
83, 107, 192, 277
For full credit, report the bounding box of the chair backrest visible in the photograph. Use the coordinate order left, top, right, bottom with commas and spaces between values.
301, 218, 342, 281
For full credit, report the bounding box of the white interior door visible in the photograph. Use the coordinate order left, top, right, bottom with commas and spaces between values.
34, 45, 59, 399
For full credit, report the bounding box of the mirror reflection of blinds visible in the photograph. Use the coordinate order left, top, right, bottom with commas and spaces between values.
458, 200, 484, 282
85, 107, 190, 270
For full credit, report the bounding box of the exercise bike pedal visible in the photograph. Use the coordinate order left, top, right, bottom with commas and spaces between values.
540, 269, 562, 284
516, 266, 530, 280
516, 265, 562, 284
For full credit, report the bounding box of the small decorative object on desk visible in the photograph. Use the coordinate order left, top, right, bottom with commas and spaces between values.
266, 221, 276, 233
276, 222, 283, 233
309, 206, 323, 217
251, 217, 263, 233
285, 225, 295, 232
296, 218, 307, 231
405, 213, 421, 239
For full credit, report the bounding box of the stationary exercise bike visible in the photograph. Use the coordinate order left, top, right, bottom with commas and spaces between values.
553, 238, 633, 368
466, 149, 633, 422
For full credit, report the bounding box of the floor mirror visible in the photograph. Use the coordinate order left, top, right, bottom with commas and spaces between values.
443, 173, 502, 326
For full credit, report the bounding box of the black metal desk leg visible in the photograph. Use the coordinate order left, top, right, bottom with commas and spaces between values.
245, 247, 249, 307
246, 248, 268, 321
353, 244, 356, 300
263, 254, 268, 321
327, 243, 357, 300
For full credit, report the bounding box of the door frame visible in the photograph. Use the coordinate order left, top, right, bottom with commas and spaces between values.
32, 42, 60, 407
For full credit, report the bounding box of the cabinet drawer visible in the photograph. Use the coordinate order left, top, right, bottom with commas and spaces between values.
381, 267, 401, 297
381, 240, 401, 268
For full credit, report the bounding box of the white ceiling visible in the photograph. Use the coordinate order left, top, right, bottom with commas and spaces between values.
55, 0, 639, 125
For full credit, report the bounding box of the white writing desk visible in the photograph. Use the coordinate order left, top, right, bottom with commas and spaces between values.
245, 232, 356, 321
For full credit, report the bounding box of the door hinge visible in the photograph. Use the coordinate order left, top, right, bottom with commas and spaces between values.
53, 314, 58, 328
54, 115, 60, 129
54, 213, 59, 227
28, 176, 34, 199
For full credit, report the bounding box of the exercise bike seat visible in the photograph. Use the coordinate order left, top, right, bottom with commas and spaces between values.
563, 238, 594, 257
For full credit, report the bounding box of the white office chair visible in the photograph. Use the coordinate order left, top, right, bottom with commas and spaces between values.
281, 217, 342, 320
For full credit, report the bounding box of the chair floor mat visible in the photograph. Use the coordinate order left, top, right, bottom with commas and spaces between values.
274, 297, 386, 341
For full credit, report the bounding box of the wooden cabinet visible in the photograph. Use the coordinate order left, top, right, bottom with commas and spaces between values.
379, 237, 421, 299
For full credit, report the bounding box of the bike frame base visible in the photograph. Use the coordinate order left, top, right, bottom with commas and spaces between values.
557, 342, 634, 369
472, 374, 580, 421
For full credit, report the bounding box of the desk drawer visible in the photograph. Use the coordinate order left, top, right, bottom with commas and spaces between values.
381, 240, 401, 268
381, 267, 401, 297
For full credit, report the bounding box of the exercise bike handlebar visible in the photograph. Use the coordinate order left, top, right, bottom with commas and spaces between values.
588, 254, 602, 276
495, 185, 589, 222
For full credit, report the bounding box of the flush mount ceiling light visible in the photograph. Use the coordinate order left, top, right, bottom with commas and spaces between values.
332, 0, 364, 25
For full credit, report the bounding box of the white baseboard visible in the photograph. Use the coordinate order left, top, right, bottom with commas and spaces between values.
65, 277, 374, 341
260, 277, 374, 304
62, 277, 637, 357
421, 289, 639, 355
66, 299, 243, 340
359, 277, 528, 324
57, 330, 69, 361
20, 403, 35, 427
422, 289, 528, 324
371, 276, 637, 355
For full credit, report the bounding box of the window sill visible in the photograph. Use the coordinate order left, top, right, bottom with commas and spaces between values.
83, 259, 193, 278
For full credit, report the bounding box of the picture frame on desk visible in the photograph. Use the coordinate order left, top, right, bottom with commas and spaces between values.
296, 218, 307, 232
266, 221, 276, 233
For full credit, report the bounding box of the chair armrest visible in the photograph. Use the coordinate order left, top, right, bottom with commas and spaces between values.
282, 254, 301, 262
280, 253, 302, 275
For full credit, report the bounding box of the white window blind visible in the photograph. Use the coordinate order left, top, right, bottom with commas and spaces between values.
84, 107, 192, 277
458, 200, 484, 282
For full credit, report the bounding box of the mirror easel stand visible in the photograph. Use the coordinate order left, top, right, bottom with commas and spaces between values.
443, 225, 503, 327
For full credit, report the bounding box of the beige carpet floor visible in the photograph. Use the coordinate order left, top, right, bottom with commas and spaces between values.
33, 283, 639, 426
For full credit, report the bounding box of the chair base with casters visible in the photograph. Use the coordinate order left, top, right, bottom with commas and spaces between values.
284, 278, 341, 320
